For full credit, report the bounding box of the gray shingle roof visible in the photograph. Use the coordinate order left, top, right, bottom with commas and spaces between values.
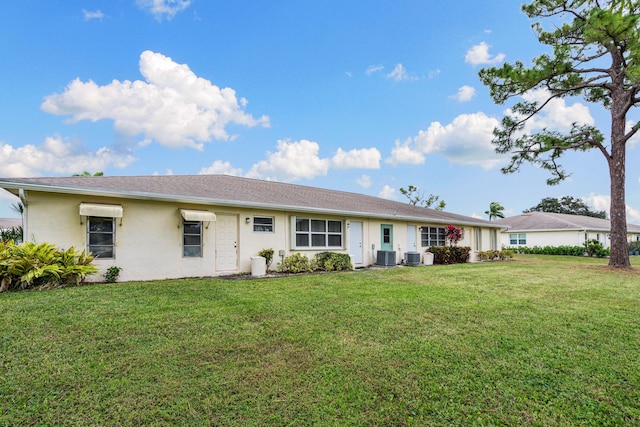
494, 211, 640, 232
0, 174, 499, 227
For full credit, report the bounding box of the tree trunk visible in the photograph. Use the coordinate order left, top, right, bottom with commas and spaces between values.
608, 88, 631, 268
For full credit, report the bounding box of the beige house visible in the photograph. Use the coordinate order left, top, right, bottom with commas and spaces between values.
495, 211, 640, 249
0, 175, 502, 282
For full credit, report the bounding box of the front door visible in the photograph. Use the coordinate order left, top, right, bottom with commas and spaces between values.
349, 221, 363, 265
381, 224, 393, 251
216, 214, 238, 271
407, 225, 417, 252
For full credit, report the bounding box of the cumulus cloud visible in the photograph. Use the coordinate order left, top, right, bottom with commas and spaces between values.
331, 147, 381, 169
41, 50, 270, 150
583, 193, 640, 224
386, 138, 426, 166
199, 160, 244, 176
465, 42, 505, 66
518, 89, 594, 132
356, 174, 372, 189
247, 139, 330, 182
83, 9, 105, 20
386, 64, 417, 82
386, 112, 502, 169
137, 0, 191, 21
451, 85, 476, 102
627, 120, 640, 148
0, 135, 135, 177
378, 185, 396, 200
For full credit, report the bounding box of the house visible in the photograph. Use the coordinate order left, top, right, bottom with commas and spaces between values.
494, 211, 640, 249
0, 175, 502, 282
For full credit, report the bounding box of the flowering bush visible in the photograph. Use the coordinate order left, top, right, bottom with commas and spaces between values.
445, 224, 463, 246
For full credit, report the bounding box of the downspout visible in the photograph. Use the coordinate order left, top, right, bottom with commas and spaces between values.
18, 188, 27, 242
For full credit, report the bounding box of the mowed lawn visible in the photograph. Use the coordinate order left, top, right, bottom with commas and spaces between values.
2, 255, 640, 426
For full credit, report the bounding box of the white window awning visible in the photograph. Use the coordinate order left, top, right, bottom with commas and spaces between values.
180, 209, 216, 222
79, 203, 123, 218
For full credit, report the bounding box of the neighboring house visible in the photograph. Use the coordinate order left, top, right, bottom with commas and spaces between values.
494, 211, 640, 249
0, 175, 502, 282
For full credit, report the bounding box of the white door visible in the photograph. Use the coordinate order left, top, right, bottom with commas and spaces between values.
216, 214, 238, 271
407, 225, 417, 252
349, 221, 363, 265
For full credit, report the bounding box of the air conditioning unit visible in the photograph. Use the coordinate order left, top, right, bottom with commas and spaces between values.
404, 252, 421, 266
376, 250, 396, 266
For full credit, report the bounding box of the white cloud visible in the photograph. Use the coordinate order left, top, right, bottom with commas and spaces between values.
366, 65, 384, 75
137, 0, 191, 21
41, 50, 270, 150
386, 138, 425, 166
0, 135, 135, 177
465, 42, 505, 66
583, 193, 640, 224
247, 139, 330, 182
387, 112, 503, 169
83, 9, 105, 21
451, 85, 476, 102
378, 185, 396, 200
386, 64, 417, 82
199, 160, 244, 176
519, 89, 594, 132
356, 174, 372, 189
428, 69, 441, 79
331, 147, 381, 169
627, 120, 640, 148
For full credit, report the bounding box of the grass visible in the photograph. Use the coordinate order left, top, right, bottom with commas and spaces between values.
2, 255, 640, 426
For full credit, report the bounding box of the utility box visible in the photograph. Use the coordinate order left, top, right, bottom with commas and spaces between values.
404, 252, 421, 266
424, 252, 434, 266
251, 256, 266, 276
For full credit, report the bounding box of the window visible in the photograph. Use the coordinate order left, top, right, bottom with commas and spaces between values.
183, 221, 202, 257
421, 227, 445, 247
295, 218, 343, 248
509, 233, 526, 245
253, 216, 274, 232
87, 217, 115, 259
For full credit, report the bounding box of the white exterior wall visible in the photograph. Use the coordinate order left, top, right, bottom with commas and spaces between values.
499, 230, 609, 249
22, 191, 498, 282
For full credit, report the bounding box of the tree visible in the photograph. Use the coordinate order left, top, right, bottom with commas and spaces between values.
485, 201, 505, 221
479, 1, 640, 268
524, 196, 607, 219
399, 185, 446, 210
73, 171, 104, 176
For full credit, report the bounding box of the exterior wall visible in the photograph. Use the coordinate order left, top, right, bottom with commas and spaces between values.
22, 190, 499, 282
499, 230, 606, 249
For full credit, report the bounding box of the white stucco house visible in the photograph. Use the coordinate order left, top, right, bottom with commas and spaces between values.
0, 175, 502, 282
494, 211, 640, 249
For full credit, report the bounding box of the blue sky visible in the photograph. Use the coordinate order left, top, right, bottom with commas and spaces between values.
1, 0, 639, 222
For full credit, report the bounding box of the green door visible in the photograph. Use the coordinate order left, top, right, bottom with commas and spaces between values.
381, 224, 393, 251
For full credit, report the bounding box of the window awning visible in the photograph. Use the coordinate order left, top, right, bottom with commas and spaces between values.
180, 209, 216, 222
79, 203, 123, 218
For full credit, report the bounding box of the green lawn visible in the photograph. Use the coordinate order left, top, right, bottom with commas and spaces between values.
2, 255, 640, 426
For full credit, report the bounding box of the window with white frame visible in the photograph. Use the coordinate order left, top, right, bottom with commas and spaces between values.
509, 233, 526, 245
183, 221, 203, 257
87, 217, 115, 259
253, 216, 274, 232
295, 218, 343, 248
421, 226, 446, 247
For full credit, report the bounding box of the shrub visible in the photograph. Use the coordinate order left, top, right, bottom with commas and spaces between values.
312, 252, 353, 272
478, 250, 514, 261
584, 239, 605, 257
0, 226, 23, 243
278, 253, 312, 274
103, 266, 122, 283
0, 241, 98, 292
429, 246, 471, 265
505, 245, 586, 256
258, 248, 275, 270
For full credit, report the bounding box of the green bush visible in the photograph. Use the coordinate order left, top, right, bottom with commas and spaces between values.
429, 246, 471, 265
478, 250, 514, 261
0, 241, 98, 292
278, 253, 312, 274
103, 266, 122, 283
0, 226, 23, 243
506, 245, 586, 256
312, 252, 353, 272
258, 248, 274, 270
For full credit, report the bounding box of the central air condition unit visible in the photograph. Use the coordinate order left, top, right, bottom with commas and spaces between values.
376, 250, 396, 266
404, 252, 421, 266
